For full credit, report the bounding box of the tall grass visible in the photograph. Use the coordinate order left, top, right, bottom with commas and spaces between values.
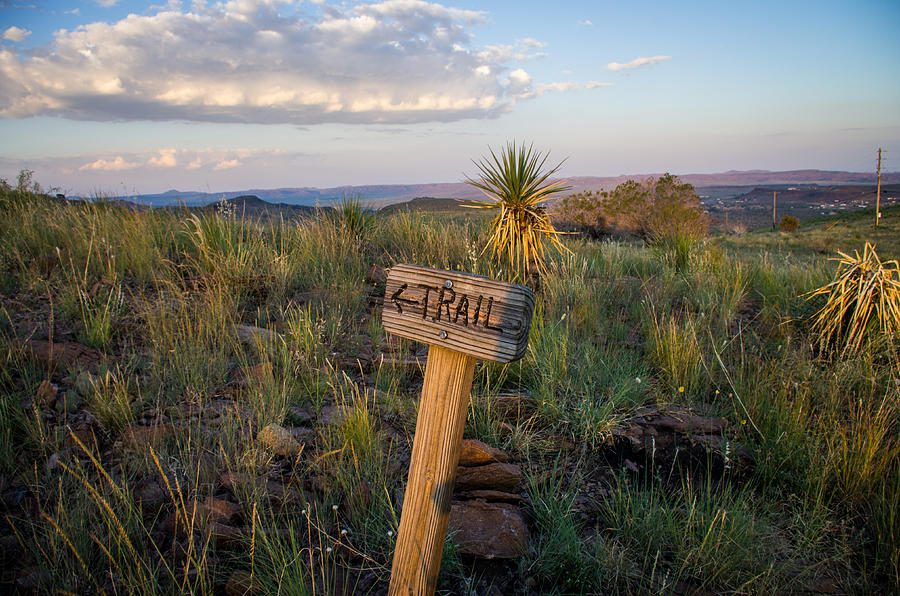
2, 183, 899, 591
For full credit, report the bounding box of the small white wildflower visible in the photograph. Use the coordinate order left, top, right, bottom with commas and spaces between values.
387, 530, 394, 537
340, 529, 347, 536
326, 546, 332, 553
635, 377, 641, 384
332, 504, 338, 511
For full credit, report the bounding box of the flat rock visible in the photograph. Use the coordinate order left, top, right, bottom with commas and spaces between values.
455, 462, 521, 492
454, 489, 523, 504
459, 439, 509, 467
202, 497, 243, 524
132, 478, 167, 513
120, 424, 176, 450
234, 324, 283, 346
448, 501, 529, 559
20, 340, 103, 372
209, 522, 244, 550
257, 424, 303, 458
616, 405, 728, 448
610, 404, 753, 472
286, 406, 315, 426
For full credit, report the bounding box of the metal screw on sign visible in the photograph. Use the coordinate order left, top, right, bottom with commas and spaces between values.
382, 264, 535, 596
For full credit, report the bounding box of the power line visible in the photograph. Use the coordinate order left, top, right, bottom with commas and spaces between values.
875, 148, 882, 227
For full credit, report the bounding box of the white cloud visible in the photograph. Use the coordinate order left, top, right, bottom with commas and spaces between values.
148, 148, 177, 168
213, 159, 242, 170
606, 55, 671, 71
2, 26, 31, 42
95, 0, 120, 7
0, 0, 544, 124
585, 81, 612, 89
79, 156, 140, 171
578, 19, 592, 26
536, 81, 578, 94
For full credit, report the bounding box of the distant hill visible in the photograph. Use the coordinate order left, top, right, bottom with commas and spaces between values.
125, 169, 900, 208
378, 196, 476, 215
195, 194, 324, 217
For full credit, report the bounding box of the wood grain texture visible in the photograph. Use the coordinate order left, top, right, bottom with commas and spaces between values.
382, 264, 535, 363
388, 346, 477, 596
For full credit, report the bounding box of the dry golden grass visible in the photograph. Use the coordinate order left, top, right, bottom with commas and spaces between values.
806, 242, 900, 357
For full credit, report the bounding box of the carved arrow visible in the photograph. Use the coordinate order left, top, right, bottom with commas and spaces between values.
390, 283, 420, 314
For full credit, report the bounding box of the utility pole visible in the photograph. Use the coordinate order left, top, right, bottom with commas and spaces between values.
875, 148, 882, 227
772, 191, 777, 229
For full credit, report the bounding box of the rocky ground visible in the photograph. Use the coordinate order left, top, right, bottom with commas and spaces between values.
0, 265, 748, 594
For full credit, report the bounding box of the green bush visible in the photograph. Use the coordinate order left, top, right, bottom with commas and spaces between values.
555, 174, 708, 244
554, 190, 609, 238
779, 215, 800, 232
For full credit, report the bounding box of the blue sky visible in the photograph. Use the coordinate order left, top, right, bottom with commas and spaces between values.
1, 0, 898, 195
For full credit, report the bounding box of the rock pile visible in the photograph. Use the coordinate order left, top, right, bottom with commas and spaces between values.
447, 439, 529, 559
610, 404, 753, 474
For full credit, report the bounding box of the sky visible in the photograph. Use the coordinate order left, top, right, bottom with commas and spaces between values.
1, 0, 899, 196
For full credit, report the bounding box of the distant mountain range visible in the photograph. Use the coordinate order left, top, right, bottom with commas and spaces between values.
124, 169, 900, 208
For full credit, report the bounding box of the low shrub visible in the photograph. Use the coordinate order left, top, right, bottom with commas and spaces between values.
779, 215, 800, 232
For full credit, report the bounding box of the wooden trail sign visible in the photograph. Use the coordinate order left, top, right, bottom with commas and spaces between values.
384, 265, 534, 596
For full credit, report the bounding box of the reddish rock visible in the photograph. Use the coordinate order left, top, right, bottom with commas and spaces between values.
455, 462, 521, 492
650, 413, 726, 434
235, 362, 274, 386
132, 478, 167, 513
20, 340, 103, 372
454, 489, 523, 504
365, 264, 387, 285
64, 422, 99, 451
202, 497, 243, 524
458, 439, 509, 467
257, 424, 303, 458
209, 522, 244, 550
448, 501, 529, 559
120, 424, 176, 450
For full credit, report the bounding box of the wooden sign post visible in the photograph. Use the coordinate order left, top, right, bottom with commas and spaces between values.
383, 264, 535, 596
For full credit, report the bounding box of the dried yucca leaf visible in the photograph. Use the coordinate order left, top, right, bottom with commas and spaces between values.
806, 242, 900, 357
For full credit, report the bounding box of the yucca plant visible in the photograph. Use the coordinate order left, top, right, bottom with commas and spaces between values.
336, 193, 375, 239
464, 142, 571, 281
806, 242, 900, 357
